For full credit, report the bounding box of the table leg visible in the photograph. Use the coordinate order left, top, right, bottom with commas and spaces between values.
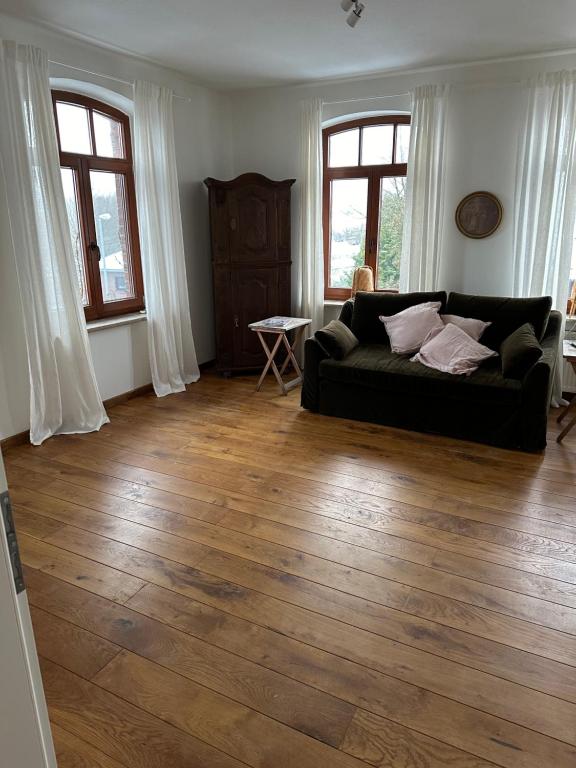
279, 348, 292, 376
279, 326, 304, 376
557, 402, 573, 424
557, 410, 576, 443
255, 332, 284, 392
253, 323, 311, 396
281, 333, 303, 380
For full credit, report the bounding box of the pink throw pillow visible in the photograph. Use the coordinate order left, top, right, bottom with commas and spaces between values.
441, 313, 491, 341
379, 302, 443, 355
412, 323, 498, 375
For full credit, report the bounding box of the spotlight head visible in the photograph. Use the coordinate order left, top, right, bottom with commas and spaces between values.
346, 2, 365, 27
340, 0, 354, 11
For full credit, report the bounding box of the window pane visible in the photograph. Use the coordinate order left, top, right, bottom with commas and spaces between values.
395, 124, 411, 163
330, 178, 368, 288
328, 129, 360, 167
56, 102, 92, 154
377, 177, 406, 290
60, 167, 89, 305
94, 111, 125, 158
90, 171, 135, 303
361, 125, 393, 165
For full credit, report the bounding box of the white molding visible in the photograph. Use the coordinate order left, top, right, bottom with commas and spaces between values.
86, 312, 147, 333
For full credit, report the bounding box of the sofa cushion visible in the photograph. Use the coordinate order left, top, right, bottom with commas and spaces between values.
351, 291, 447, 345
319, 344, 520, 405
315, 320, 359, 360
379, 302, 443, 354
500, 323, 543, 379
441, 314, 491, 341
445, 292, 552, 349
412, 323, 498, 375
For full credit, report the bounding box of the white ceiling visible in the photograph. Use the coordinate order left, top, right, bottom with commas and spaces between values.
2, 0, 576, 89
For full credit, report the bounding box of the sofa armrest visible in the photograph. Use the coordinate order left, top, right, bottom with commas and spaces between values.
301, 337, 329, 412
338, 299, 354, 329
520, 310, 562, 450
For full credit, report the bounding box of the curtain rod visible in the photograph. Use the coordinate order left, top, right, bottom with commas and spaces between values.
48, 59, 192, 102
323, 79, 523, 106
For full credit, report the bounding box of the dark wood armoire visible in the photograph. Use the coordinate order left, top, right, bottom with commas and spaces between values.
204, 173, 295, 375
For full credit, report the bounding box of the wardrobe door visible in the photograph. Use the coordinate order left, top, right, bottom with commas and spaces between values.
230, 267, 279, 369
205, 174, 295, 374
228, 183, 278, 264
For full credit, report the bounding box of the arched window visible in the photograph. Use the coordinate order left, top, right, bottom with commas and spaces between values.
52, 91, 144, 320
323, 115, 410, 300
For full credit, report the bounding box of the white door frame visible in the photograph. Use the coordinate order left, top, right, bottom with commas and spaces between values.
0, 448, 56, 768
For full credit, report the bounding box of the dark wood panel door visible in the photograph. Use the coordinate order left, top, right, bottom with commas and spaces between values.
231, 268, 279, 369
204, 174, 295, 374
228, 184, 278, 265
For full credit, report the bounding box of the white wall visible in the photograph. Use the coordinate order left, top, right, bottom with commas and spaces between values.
225, 51, 576, 305
0, 12, 233, 439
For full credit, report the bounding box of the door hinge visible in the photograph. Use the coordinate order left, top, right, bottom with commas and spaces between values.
1, 491, 25, 594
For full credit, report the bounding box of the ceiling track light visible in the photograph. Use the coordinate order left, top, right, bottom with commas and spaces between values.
340, 0, 365, 27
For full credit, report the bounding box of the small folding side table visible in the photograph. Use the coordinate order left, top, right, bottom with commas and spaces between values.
249, 317, 311, 395
557, 340, 576, 443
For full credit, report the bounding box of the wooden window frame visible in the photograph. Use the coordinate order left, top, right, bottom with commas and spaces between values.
52, 90, 144, 321
322, 115, 410, 301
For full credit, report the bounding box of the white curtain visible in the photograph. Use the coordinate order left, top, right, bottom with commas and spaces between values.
296, 97, 324, 333
133, 80, 199, 396
513, 71, 576, 405
0, 41, 108, 445
400, 84, 450, 293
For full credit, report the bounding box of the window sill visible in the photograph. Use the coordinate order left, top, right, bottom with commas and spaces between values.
87, 312, 147, 333
324, 299, 346, 306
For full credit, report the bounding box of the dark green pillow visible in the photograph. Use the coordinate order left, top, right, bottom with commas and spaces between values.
315, 320, 359, 360
445, 292, 552, 349
500, 323, 542, 379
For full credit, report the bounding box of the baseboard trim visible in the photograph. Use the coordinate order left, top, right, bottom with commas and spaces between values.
103, 383, 155, 409
1, 362, 216, 451
0, 430, 29, 452
0, 384, 156, 451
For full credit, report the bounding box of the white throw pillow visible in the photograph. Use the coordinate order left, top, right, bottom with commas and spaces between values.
412, 323, 498, 375
441, 313, 491, 341
379, 302, 443, 355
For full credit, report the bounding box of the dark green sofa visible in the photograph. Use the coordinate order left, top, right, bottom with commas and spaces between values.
301, 291, 561, 452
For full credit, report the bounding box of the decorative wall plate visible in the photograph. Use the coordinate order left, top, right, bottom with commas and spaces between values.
455, 191, 503, 239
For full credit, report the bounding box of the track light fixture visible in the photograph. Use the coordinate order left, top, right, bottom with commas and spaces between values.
340, 0, 365, 27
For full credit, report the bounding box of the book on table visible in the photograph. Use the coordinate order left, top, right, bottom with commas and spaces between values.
249, 316, 309, 331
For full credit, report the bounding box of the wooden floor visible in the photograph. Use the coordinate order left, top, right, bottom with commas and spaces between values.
4, 372, 576, 768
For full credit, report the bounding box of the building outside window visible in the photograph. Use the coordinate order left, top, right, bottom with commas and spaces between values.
52, 90, 144, 321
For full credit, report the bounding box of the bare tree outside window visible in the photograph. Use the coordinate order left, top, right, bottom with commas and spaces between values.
323, 116, 410, 300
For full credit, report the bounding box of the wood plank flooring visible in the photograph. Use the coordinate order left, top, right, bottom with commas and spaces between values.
4, 372, 576, 768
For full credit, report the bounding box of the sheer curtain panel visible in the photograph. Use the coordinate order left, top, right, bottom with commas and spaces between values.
296, 97, 324, 334
133, 80, 200, 396
513, 71, 576, 405
400, 84, 450, 293
0, 41, 108, 445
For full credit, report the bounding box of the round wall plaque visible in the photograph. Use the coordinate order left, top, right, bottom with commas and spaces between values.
455, 191, 503, 239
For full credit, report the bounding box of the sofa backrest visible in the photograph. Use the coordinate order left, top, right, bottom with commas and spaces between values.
351, 291, 448, 345
445, 292, 552, 349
